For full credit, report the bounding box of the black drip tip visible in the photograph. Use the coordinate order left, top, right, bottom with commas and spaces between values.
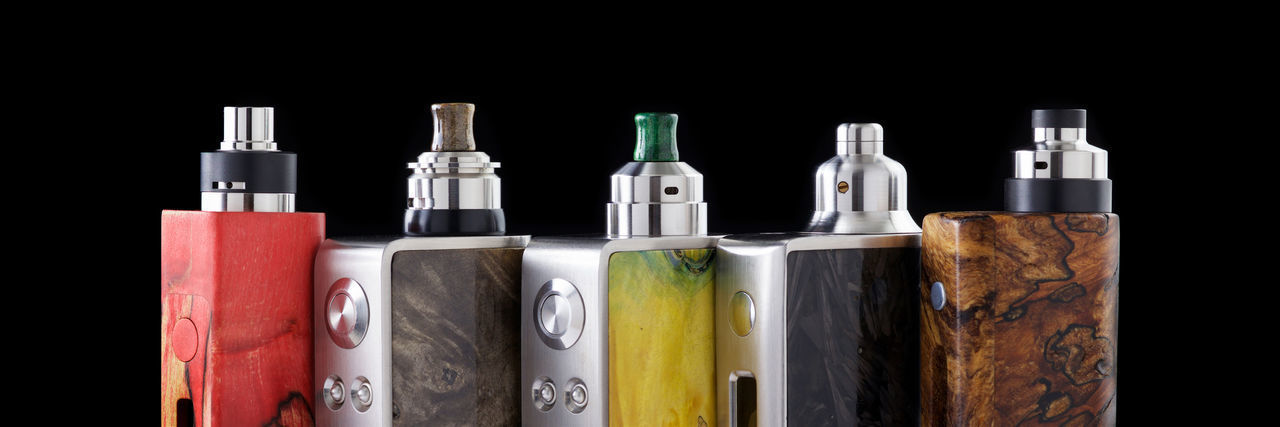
1031, 109, 1086, 128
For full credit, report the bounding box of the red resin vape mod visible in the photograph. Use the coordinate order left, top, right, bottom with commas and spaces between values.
160, 107, 325, 426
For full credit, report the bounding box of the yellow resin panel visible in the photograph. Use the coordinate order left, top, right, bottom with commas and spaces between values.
608, 248, 716, 427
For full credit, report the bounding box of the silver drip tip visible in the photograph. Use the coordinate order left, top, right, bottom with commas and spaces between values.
805, 123, 920, 234
607, 113, 707, 237
1014, 109, 1107, 179
220, 107, 278, 151
407, 103, 502, 211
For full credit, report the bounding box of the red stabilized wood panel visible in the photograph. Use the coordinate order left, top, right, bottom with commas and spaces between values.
921, 212, 1118, 426
161, 210, 324, 426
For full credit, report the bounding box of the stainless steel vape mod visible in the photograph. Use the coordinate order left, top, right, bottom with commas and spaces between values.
716, 124, 922, 426
521, 113, 717, 426
161, 107, 325, 426
314, 103, 529, 426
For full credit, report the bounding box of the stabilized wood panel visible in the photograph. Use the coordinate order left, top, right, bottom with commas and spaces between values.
160, 210, 324, 427
920, 212, 1118, 426
785, 247, 920, 426
389, 248, 525, 426
608, 249, 716, 427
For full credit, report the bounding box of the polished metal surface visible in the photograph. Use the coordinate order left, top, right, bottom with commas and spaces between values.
729, 291, 755, 337
1014, 126, 1108, 179
607, 162, 707, 237
325, 278, 369, 349
807, 123, 920, 234
521, 235, 719, 426
220, 107, 278, 151
200, 192, 295, 212
534, 278, 586, 350
532, 376, 557, 412
406, 151, 502, 210
322, 375, 345, 410
715, 232, 921, 427
314, 234, 530, 426
565, 378, 589, 414
352, 376, 373, 412
837, 122, 883, 155
406, 103, 502, 211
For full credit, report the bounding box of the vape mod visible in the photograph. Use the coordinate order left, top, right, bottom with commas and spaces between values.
521, 113, 716, 426
716, 123, 921, 426
161, 107, 325, 426
920, 109, 1118, 425
314, 103, 528, 426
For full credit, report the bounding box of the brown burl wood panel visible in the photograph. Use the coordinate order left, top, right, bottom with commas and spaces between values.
921, 212, 1118, 426
390, 247, 524, 426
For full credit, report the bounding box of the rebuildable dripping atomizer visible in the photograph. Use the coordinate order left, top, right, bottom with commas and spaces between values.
160, 107, 326, 426
521, 113, 717, 426
716, 123, 922, 426
920, 109, 1118, 425
313, 103, 528, 426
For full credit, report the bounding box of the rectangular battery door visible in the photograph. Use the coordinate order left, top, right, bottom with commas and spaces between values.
784, 247, 920, 425
389, 247, 525, 425
607, 248, 716, 427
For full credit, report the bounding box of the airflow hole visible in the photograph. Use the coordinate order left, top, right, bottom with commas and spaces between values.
664, 187, 679, 195
176, 398, 194, 427
733, 374, 757, 427
1034, 161, 1049, 170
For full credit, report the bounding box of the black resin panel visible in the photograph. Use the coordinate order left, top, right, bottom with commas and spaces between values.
390, 247, 524, 426
785, 247, 920, 426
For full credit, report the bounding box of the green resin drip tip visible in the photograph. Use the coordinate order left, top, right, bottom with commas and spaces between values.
633, 113, 679, 162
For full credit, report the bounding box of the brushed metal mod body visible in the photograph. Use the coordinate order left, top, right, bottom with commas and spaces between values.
315, 235, 529, 425
716, 232, 920, 426
521, 234, 719, 425
718, 123, 923, 426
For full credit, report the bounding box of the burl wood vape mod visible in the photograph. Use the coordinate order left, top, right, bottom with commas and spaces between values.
314, 103, 528, 426
161, 107, 326, 426
717, 123, 922, 426
921, 109, 1118, 425
522, 113, 716, 426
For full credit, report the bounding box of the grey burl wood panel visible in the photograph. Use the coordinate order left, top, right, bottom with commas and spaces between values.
390, 247, 524, 426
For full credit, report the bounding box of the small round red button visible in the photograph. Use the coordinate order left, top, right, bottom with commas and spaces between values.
171, 318, 198, 362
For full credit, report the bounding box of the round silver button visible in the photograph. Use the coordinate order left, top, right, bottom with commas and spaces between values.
531, 376, 556, 412
533, 279, 585, 350
351, 376, 373, 413
322, 375, 345, 410
329, 293, 356, 333
540, 294, 571, 336
326, 278, 369, 349
565, 378, 588, 414
356, 383, 371, 404
540, 383, 555, 402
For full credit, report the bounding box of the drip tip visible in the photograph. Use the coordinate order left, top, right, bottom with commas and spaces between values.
633, 113, 679, 162
1031, 109, 1086, 129
431, 103, 476, 152
220, 107, 278, 151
